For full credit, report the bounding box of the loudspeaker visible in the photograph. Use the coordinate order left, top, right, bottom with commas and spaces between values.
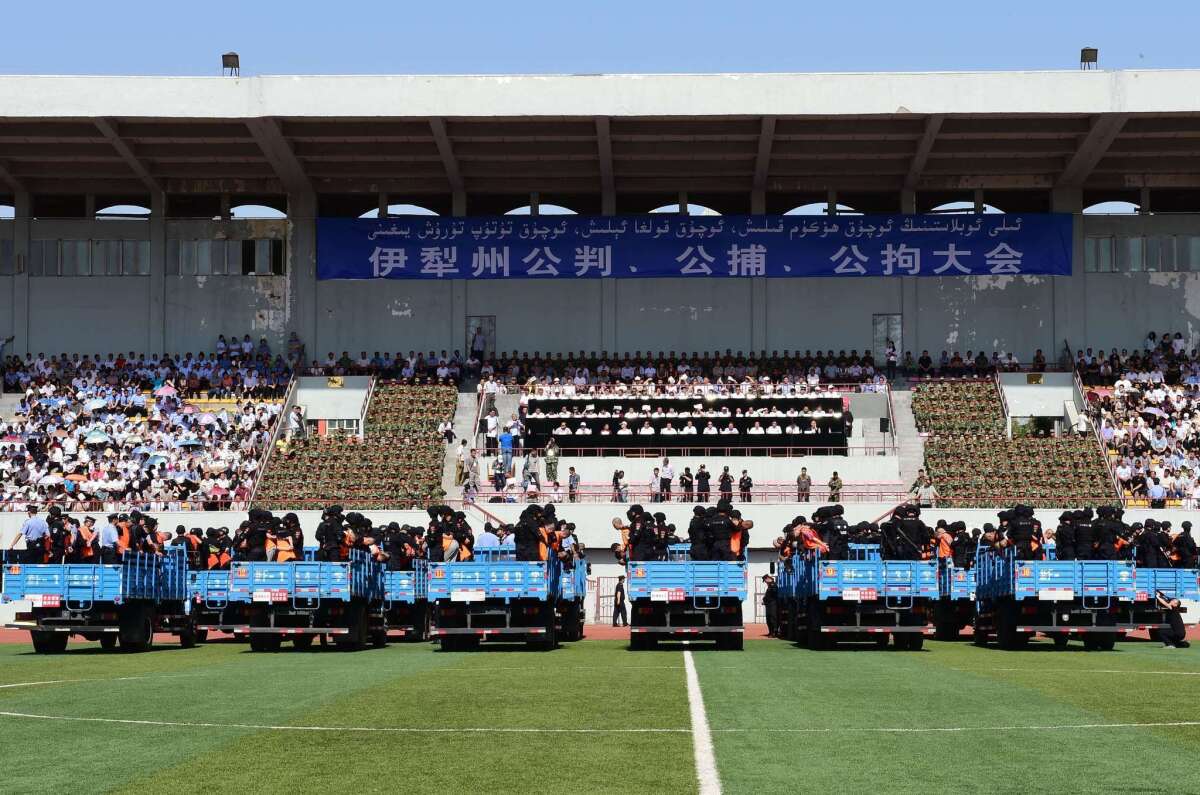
879, 417, 890, 433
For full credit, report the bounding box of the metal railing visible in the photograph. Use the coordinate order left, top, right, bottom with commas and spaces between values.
474, 482, 908, 505
248, 374, 298, 507
359, 375, 377, 439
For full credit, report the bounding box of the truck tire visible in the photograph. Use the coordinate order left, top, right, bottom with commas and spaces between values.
178, 625, 197, 649
31, 631, 68, 654
1052, 634, 1070, 650
806, 605, 827, 650
528, 624, 557, 652
336, 603, 367, 651
119, 606, 154, 652
293, 634, 315, 651
934, 622, 959, 642
630, 633, 646, 651
195, 629, 209, 644
99, 634, 118, 651
371, 628, 388, 648
875, 634, 891, 649
902, 634, 925, 651
717, 633, 744, 651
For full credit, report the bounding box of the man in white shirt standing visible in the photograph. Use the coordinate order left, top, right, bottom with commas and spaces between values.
660, 458, 674, 502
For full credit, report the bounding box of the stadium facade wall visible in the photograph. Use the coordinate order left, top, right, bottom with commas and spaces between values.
4, 213, 1200, 360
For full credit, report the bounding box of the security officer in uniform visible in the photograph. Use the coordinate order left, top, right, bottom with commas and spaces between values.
1054, 511, 1075, 560
687, 506, 711, 561
1072, 509, 1096, 561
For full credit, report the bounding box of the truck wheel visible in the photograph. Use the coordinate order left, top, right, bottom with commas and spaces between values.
178, 624, 198, 649
1052, 635, 1070, 650
528, 624, 557, 651
336, 604, 367, 650
119, 607, 154, 652
250, 634, 281, 652
875, 634, 891, 649
630, 633, 646, 651
718, 633, 744, 651
934, 623, 959, 642
293, 634, 315, 651
195, 629, 209, 644
439, 636, 459, 652
905, 635, 925, 651
31, 631, 68, 654
371, 628, 388, 648
1095, 637, 1116, 651
99, 634, 118, 651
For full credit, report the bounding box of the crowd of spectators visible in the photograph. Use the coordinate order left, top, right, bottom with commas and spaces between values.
0, 338, 289, 511
912, 380, 1114, 508
1085, 331, 1200, 506
255, 383, 455, 510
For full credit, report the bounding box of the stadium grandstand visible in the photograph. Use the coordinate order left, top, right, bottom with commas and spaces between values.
4, 59, 1200, 794
7, 68, 1200, 593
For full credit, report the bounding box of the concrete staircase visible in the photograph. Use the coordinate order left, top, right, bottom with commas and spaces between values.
440, 391, 484, 499
889, 388, 925, 490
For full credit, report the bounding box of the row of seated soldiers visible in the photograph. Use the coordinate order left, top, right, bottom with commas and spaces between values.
770, 503, 1200, 570
610, 499, 753, 564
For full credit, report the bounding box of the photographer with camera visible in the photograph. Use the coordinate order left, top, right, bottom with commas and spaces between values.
1155, 590, 1191, 649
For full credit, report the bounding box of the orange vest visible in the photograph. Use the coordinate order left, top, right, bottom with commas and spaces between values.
116, 523, 132, 553
78, 527, 96, 560
274, 536, 297, 563
936, 532, 953, 559
537, 527, 550, 562
730, 528, 745, 557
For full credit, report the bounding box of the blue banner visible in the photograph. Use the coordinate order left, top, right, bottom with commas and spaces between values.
317, 213, 1072, 280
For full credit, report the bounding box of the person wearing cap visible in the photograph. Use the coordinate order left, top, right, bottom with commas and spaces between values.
10, 505, 49, 564
96, 514, 121, 563
1172, 522, 1198, 568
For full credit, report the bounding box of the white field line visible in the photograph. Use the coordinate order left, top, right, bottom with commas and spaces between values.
1, 711, 1200, 736
683, 649, 722, 795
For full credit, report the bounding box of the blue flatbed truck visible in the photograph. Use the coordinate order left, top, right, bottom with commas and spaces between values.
189, 568, 232, 642
974, 546, 1136, 650
934, 559, 977, 640
776, 544, 938, 650
627, 545, 747, 650
214, 548, 385, 651
429, 547, 566, 651
2, 548, 195, 652
557, 557, 588, 642
1116, 566, 1200, 637
378, 559, 430, 641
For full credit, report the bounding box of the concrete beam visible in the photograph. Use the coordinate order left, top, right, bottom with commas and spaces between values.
94, 117, 161, 194
245, 117, 312, 195
595, 116, 615, 215
1057, 114, 1129, 187
429, 117, 466, 214
751, 115, 776, 214
0, 160, 26, 194
903, 114, 943, 191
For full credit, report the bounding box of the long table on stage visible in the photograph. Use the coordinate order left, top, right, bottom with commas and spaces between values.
520, 392, 847, 453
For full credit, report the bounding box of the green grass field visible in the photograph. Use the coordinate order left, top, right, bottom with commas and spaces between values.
0, 637, 1197, 794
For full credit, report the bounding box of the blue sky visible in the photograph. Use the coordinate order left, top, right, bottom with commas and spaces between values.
0, 0, 1196, 75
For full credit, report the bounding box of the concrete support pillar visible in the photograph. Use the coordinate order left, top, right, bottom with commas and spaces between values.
601, 191, 615, 217
530, 192, 540, 216
750, 189, 766, 215
220, 194, 232, 220
900, 189, 917, 215
452, 191, 466, 217
12, 190, 30, 355
826, 189, 837, 215
1139, 186, 1152, 215
678, 192, 688, 214
84, 194, 96, 218
1051, 187, 1084, 360
378, 192, 388, 218
750, 277, 768, 352
973, 188, 985, 213
451, 279, 467, 354
287, 191, 319, 359
148, 191, 167, 353
601, 278, 618, 352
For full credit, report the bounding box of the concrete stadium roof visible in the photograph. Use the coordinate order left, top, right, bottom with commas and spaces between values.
2, 69, 1200, 213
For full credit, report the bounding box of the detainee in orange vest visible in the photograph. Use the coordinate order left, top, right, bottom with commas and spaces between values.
729, 511, 753, 559
76, 517, 97, 561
